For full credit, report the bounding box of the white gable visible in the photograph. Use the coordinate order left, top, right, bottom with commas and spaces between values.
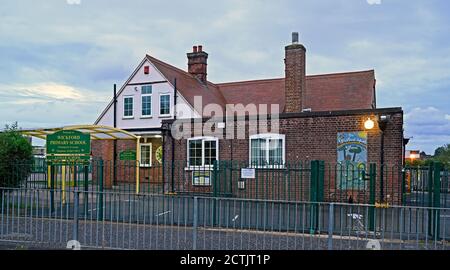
95, 56, 200, 129
129, 59, 166, 84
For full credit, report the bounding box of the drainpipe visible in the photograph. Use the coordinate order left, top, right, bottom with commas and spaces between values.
113, 84, 117, 186
171, 78, 177, 193
380, 130, 385, 202
378, 115, 390, 202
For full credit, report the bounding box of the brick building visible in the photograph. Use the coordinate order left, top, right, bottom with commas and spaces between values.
93, 32, 404, 203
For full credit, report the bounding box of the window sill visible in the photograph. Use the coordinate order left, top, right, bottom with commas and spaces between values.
122, 117, 134, 120
140, 165, 152, 168
140, 116, 153, 119
249, 165, 286, 170
192, 184, 212, 187
159, 114, 172, 118
185, 166, 214, 171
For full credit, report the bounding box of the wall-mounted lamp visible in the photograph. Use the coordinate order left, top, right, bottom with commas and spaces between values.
364, 118, 375, 130
378, 114, 391, 131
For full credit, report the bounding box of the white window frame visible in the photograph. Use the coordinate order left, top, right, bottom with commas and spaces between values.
141, 87, 152, 118
159, 93, 171, 117
123, 96, 134, 118
139, 143, 152, 167
186, 136, 219, 170
249, 133, 285, 169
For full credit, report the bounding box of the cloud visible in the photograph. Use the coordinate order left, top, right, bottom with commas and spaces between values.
0, 82, 110, 129
0, 0, 449, 154
367, 0, 382, 5
404, 107, 450, 153
66, 0, 81, 5
0, 83, 107, 102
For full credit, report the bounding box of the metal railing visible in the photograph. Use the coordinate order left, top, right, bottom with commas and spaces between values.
0, 187, 448, 250
5, 159, 449, 207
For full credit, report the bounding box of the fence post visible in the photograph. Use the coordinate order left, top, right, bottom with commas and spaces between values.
193, 196, 198, 250
73, 191, 79, 242
310, 160, 318, 234
318, 161, 325, 202
50, 164, 55, 213
98, 159, 104, 221
433, 162, 442, 239
401, 167, 406, 205
213, 160, 218, 197
327, 203, 334, 250
427, 163, 434, 236
170, 160, 175, 193
84, 163, 89, 215
368, 163, 376, 231
212, 160, 219, 226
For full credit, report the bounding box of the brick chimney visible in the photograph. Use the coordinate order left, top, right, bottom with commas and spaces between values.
187, 45, 208, 83
284, 32, 306, 112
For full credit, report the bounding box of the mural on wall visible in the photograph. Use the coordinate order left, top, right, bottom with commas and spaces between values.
337, 132, 368, 190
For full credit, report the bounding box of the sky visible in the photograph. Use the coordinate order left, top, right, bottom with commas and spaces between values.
0, 0, 449, 154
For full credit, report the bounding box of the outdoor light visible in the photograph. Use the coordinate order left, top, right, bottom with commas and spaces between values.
364, 118, 375, 130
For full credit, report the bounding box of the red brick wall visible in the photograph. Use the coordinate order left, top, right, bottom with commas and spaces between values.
163, 108, 404, 204
91, 138, 163, 189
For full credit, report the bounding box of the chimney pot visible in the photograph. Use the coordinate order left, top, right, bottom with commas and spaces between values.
292, 32, 299, 44
187, 45, 208, 83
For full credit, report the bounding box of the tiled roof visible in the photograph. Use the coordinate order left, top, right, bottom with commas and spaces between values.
217, 70, 375, 112
147, 55, 376, 115
146, 55, 227, 112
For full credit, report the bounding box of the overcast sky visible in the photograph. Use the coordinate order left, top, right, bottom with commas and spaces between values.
0, 0, 449, 154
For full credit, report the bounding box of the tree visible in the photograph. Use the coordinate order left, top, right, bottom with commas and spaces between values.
0, 122, 33, 188
434, 145, 448, 157
349, 146, 362, 162
423, 144, 450, 168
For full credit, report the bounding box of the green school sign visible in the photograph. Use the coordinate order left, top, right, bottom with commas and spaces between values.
119, 150, 136, 161
46, 130, 91, 162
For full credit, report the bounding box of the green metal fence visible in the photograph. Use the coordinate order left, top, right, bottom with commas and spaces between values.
3, 158, 448, 240
4, 158, 449, 208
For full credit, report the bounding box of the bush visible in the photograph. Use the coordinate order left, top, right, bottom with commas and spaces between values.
0, 122, 33, 188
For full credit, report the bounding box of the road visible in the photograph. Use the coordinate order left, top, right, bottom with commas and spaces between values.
1, 216, 448, 250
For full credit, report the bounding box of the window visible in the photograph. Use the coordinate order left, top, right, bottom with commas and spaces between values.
249, 134, 285, 168
160, 94, 171, 116
140, 143, 152, 167
141, 86, 152, 117
123, 96, 134, 118
142, 85, 152, 94
142, 96, 152, 116
192, 171, 211, 186
187, 137, 218, 168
